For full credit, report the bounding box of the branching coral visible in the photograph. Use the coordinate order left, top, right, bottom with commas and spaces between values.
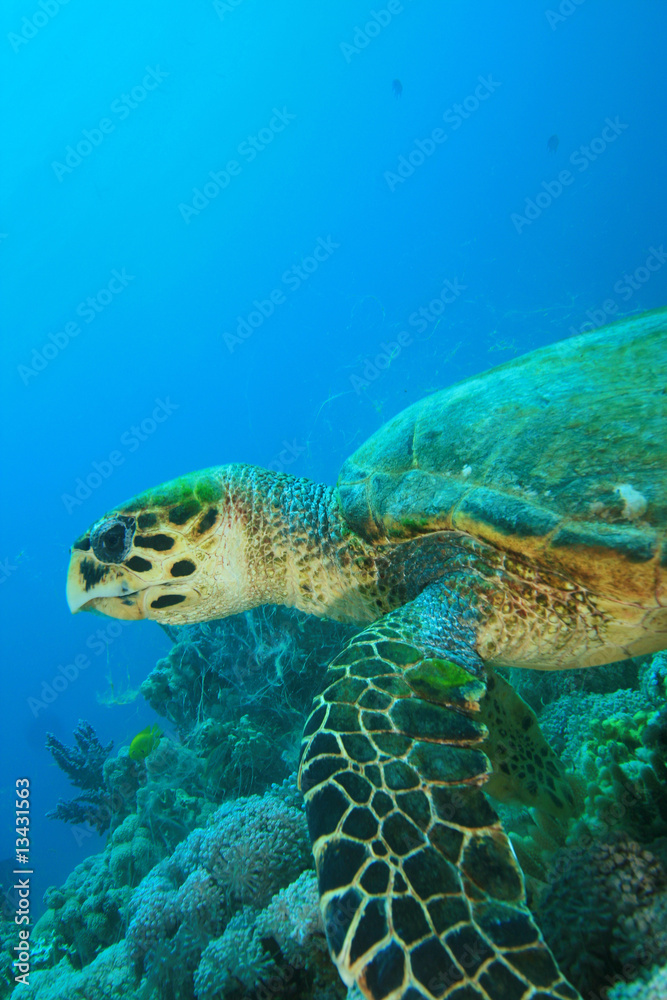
46, 722, 115, 834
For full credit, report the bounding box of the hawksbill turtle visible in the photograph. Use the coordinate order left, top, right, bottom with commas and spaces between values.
66, 307, 667, 1000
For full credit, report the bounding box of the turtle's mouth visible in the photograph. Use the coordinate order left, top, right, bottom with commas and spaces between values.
66, 550, 173, 620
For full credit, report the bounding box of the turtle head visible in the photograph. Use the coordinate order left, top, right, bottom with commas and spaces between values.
66, 466, 254, 624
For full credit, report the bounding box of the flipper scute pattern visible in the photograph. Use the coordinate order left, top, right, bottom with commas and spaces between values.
299, 587, 581, 1000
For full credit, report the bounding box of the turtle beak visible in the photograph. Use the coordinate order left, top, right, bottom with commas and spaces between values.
66, 548, 146, 619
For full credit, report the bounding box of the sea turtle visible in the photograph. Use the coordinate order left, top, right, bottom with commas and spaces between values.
66, 307, 667, 1000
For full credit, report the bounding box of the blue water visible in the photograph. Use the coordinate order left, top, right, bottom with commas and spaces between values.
2, 0, 666, 912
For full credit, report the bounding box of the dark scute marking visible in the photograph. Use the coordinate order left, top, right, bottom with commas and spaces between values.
446, 926, 493, 975
318, 838, 368, 894
461, 488, 560, 538
384, 760, 420, 790
552, 523, 657, 561
301, 756, 346, 793
305, 784, 349, 843
479, 961, 528, 1000
360, 861, 390, 895
80, 558, 107, 592
349, 899, 388, 963
402, 990, 431, 1000
409, 743, 489, 784
135, 533, 175, 551
432, 786, 498, 829
137, 512, 157, 530
303, 732, 340, 764
462, 835, 523, 902
343, 807, 379, 841
359, 688, 393, 711
393, 872, 408, 893
427, 896, 469, 936
411, 937, 460, 997
341, 734, 377, 763
302, 705, 326, 739
508, 947, 560, 987
396, 791, 431, 830
403, 848, 459, 899
168, 500, 202, 525
371, 791, 394, 818
474, 901, 539, 947
372, 733, 412, 756
553, 987, 579, 1000
351, 656, 394, 680
335, 771, 372, 803
196, 507, 218, 534
150, 594, 186, 609
365, 765, 383, 787
447, 989, 486, 1000
171, 559, 196, 577
363, 940, 405, 1000
374, 675, 412, 697
363, 711, 391, 732
392, 896, 430, 945
324, 887, 362, 957
392, 699, 485, 742
126, 556, 152, 573
324, 677, 367, 704
381, 813, 424, 856
72, 535, 91, 551
327, 703, 361, 733
372, 840, 388, 856
375, 641, 421, 665
430, 823, 464, 863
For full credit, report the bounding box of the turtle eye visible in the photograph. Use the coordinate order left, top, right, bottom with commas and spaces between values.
91, 516, 136, 564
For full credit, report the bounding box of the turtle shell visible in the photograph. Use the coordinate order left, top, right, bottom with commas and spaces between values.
338, 307, 667, 610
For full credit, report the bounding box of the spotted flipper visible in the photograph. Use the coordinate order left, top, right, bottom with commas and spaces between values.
299, 584, 581, 1000
480, 671, 580, 821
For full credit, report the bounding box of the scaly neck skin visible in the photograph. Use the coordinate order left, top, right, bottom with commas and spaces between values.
225, 466, 381, 623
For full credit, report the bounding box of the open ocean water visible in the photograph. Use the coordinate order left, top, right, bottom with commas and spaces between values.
1, 2, 667, 998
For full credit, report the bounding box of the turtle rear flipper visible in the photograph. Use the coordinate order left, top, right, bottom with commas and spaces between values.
299, 583, 581, 1000
480, 670, 581, 822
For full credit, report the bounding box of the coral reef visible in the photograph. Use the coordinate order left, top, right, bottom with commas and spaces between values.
26, 598, 667, 1000
45, 722, 115, 834
43, 813, 159, 969
144, 605, 354, 737
537, 837, 667, 997
126, 786, 311, 992
609, 963, 667, 1000
12, 942, 136, 1000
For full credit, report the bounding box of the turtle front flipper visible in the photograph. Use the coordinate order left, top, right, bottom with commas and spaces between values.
299, 583, 581, 1000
